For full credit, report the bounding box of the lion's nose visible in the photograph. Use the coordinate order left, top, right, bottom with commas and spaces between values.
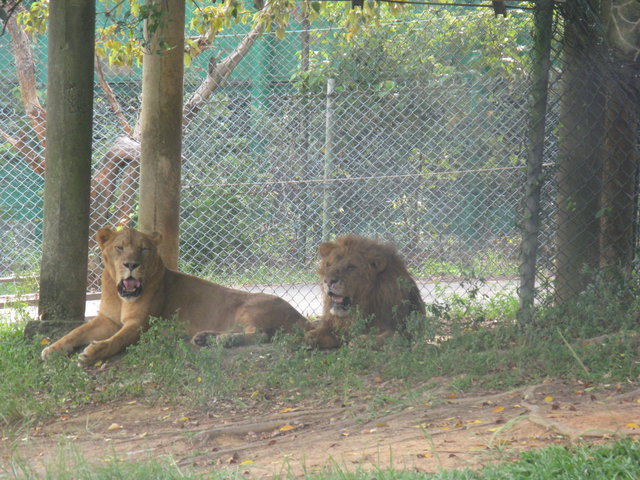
123, 262, 139, 271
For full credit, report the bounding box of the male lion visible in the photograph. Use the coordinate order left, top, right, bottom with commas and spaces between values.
41, 227, 308, 365
304, 235, 426, 349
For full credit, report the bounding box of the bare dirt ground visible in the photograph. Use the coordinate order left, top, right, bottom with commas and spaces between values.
3, 375, 640, 478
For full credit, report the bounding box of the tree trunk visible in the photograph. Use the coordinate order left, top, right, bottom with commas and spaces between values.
555, 1, 606, 304
138, 0, 185, 269
26, 0, 95, 338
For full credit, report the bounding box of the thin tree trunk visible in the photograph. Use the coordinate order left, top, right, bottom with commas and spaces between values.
517, 0, 553, 320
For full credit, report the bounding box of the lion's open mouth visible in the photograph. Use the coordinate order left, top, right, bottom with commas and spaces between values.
328, 291, 351, 314
117, 277, 143, 298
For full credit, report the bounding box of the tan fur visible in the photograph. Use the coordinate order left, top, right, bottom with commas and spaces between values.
42, 227, 308, 366
304, 235, 425, 349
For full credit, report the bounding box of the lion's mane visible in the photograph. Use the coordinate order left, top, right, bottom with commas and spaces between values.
305, 235, 425, 348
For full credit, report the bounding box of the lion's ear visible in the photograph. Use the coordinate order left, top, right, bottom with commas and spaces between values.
96, 227, 115, 249
148, 231, 163, 246
318, 241, 336, 258
370, 253, 388, 273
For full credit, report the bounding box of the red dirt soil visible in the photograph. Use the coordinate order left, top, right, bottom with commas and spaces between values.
2, 379, 639, 477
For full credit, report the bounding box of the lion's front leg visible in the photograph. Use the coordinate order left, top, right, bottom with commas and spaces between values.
77, 320, 146, 366
41, 316, 120, 361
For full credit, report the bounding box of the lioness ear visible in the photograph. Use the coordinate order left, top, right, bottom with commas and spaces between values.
318, 241, 336, 258
148, 231, 162, 246
96, 227, 115, 249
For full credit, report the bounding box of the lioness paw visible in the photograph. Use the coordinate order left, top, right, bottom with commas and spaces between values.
41, 345, 56, 361
78, 341, 108, 366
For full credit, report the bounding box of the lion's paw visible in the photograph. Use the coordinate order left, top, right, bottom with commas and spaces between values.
191, 331, 219, 347
304, 328, 341, 349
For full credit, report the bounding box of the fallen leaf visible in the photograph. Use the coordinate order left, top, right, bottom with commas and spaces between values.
544, 396, 554, 403
445, 394, 459, 399
279, 424, 294, 432
279, 407, 295, 414
376, 423, 389, 428
491, 406, 505, 413
40, 337, 50, 346
196, 377, 202, 383
240, 460, 254, 465
417, 452, 432, 458
107, 423, 123, 431
626, 423, 639, 429
179, 417, 189, 422
467, 419, 483, 425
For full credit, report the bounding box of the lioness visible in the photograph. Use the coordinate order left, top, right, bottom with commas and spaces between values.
41, 227, 308, 365
304, 235, 425, 349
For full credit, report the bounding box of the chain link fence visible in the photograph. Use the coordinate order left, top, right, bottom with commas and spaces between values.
1, 3, 638, 320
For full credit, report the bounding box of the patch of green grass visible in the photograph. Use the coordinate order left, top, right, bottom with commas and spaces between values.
2, 301, 640, 428
3, 445, 212, 479
2, 266, 640, 428
3, 439, 639, 479
0, 321, 92, 425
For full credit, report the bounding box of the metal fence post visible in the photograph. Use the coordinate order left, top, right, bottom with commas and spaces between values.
322, 78, 335, 241
517, 0, 554, 322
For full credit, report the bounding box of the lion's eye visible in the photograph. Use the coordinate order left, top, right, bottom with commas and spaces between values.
115, 245, 124, 252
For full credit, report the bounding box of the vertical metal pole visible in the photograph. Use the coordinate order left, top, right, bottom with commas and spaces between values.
322, 78, 335, 241
518, 0, 554, 322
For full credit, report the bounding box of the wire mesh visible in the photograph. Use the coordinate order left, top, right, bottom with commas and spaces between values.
1, 3, 637, 320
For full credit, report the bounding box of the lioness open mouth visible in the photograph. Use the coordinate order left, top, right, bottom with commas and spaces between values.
117, 277, 143, 298
328, 291, 351, 314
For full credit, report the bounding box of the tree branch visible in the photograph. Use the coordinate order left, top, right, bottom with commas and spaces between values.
94, 56, 135, 139
5, 1, 46, 147
183, 20, 266, 126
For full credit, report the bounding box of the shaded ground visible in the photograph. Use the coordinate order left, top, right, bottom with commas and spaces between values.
2, 372, 639, 477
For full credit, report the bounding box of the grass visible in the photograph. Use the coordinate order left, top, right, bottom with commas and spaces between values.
1, 268, 639, 477
2, 281, 640, 425
3, 439, 639, 479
